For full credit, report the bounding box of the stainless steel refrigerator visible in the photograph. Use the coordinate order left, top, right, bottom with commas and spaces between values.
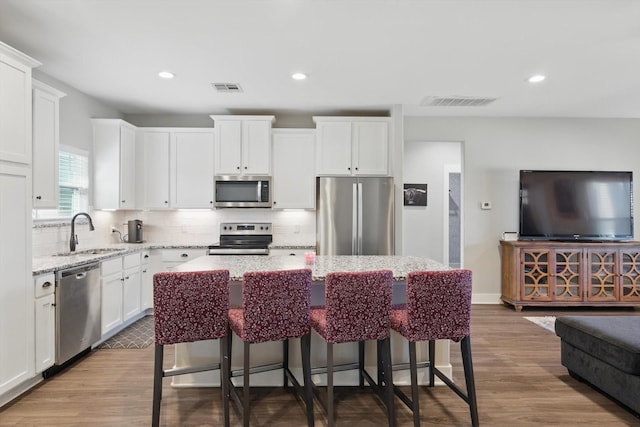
316, 177, 394, 255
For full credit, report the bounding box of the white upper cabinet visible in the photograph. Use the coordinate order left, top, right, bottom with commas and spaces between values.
139, 130, 170, 209
0, 42, 37, 396
0, 43, 39, 165
211, 115, 274, 176
92, 119, 137, 209
314, 117, 390, 176
32, 79, 66, 208
272, 129, 316, 209
137, 128, 214, 209
171, 130, 214, 208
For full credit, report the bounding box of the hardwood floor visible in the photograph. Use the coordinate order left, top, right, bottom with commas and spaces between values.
1, 304, 639, 426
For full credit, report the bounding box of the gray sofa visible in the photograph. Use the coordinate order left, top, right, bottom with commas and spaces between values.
555, 316, 640, 416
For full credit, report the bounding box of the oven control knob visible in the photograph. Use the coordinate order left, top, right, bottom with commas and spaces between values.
265, 226, 269, 230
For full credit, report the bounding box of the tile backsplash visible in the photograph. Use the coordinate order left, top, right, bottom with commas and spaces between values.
32, 209, 316, 256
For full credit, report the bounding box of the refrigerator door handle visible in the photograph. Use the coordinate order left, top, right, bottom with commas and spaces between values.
352, 182, 358, 254
358, 182, 363, 254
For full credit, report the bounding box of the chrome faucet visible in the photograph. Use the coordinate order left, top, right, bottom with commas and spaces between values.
70, 212, 95, 252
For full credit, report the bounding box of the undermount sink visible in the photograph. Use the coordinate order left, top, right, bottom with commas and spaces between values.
53, 248, 123, 256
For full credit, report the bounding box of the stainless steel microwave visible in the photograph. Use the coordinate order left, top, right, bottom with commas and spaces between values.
214, 176, 272, 208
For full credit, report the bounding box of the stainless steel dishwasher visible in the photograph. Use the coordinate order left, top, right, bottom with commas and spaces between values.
55, 262, 101, 366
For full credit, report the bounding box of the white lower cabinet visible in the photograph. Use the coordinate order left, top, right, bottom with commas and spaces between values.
34, 273, 55, 374
269, 248, 310, 257
139, 250, 153, 311
100, 253, 141, 337
160, 248, 206, 271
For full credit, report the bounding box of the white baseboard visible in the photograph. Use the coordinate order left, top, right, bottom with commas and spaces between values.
472, 293, 502, 305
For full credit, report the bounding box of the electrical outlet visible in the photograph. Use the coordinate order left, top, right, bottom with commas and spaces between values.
111, 225, 118, 233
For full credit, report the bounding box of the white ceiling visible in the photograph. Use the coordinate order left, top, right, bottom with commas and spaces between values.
1, 0, 640, 118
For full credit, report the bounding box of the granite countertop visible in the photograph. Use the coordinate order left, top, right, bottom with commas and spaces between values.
174, 255, 451, 282
32, 243, 211, 276
268, 243, 316, 250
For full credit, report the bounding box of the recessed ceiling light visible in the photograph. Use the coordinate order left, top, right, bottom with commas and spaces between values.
291, 72, 307, 80
527, 74, 546, 83
158, 71, 175, 79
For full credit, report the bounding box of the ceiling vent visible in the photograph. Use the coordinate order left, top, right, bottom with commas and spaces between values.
420, 96, 499, 107
211, 83, 243, 93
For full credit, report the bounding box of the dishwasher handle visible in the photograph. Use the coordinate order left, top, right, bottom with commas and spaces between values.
57, 262, 100, 279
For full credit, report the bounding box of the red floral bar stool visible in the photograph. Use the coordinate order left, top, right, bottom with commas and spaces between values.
309, 270, 395, 427
226, 268, 314, 427
390, 269, 479, 427
152, 270, 230, 427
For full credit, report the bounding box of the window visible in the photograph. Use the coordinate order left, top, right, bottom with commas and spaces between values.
33, 146, 89, 221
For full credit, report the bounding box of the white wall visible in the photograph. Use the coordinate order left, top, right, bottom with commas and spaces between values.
404, 117, 640, 302
403, 141, 461, 261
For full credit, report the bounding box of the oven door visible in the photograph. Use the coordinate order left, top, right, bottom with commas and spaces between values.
214, 176, 271, 208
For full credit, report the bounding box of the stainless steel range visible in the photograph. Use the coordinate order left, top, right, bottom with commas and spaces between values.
208, 222, 272, 255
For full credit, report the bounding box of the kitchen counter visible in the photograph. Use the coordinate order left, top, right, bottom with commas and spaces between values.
32, 243, 211, 275
175, 254, 451, 281
171, 254, 454, 388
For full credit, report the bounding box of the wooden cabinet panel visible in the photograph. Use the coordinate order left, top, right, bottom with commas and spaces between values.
501, 240, 640, 310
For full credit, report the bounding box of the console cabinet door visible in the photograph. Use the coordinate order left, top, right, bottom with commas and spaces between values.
585, 249, 618, 302
0, 52, 32, 165
618, 248, 640, 302
519, 248, 552, 301
122, 267, 141, 322
551, 249, 583, 302
101, 272, 124, 334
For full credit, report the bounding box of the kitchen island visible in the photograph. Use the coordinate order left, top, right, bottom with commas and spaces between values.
171, 255, 455, 387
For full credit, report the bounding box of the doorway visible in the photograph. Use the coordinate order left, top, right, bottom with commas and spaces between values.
402, 141, 463, 264
443, 164, 462, 268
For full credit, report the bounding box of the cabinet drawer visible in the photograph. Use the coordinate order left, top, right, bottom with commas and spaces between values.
160, 249, 205, 262
101, 257, 122, 276
123, 253, 140, 269
34, 273, 55, 298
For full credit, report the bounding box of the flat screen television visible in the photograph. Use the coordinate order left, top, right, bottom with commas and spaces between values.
519, 170, 634, 241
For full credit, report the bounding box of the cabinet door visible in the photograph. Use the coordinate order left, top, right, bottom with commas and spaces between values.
315, 121, 352, 175
141, 131, 170, 209
552, 249, 583, 302
172, 131, 214, 208
215, 120, 242, 175
618, 248, 640, 302
119, 125, 136, 208
586, 249, 617, 301
272, 131, 315, 209
140, 258, 153, 311
32, 85, 62, 208
0, 165, 33, 394
35, 294, 55, 373
0, 54, 31, 165
519, 249, 552, 301
122, 267, 141, 321
101, 272, 124, 335
243, 120, 271, 175
352, 121, 388, 176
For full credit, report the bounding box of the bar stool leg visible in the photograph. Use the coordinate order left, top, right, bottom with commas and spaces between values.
380, 337, 395, 427
283, 338, 290, 389
243, 341, 251, 427
152, 344, 163, 427
301, 333, 314, 427
358, 341, 365, 387
220, 336, 230, 427
428, 340, 436, 387
408, 341, 420, 427
461, 336, 479, 427
327, 342, 335, 427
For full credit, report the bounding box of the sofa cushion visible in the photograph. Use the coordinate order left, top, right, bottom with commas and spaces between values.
555, 316, 640, 375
